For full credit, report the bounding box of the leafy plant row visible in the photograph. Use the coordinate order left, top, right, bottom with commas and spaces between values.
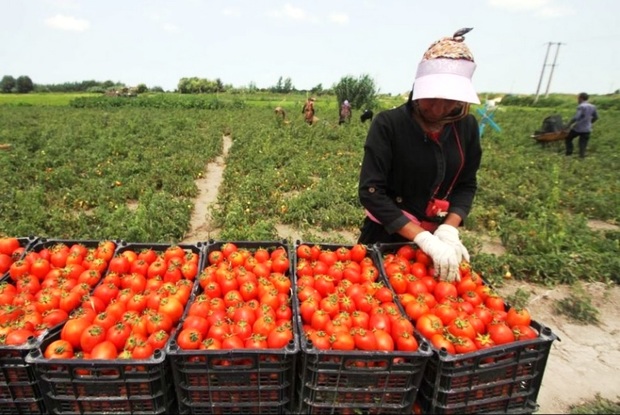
0, 102, 618, 286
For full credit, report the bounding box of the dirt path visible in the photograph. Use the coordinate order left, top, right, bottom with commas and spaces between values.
182, 134, 620, 414
182, 135, 232, 244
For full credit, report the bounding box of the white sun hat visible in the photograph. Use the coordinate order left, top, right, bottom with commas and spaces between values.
411, 28, 480, 105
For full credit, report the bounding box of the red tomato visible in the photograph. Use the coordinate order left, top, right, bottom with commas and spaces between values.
454, 336, 478, 354
267, 325, 293, 349
395, 245, 416, 261
182, 315, 210, 337
147, 330, 170, 350
131, 341, 154, 359
61, 317, 92, 349
108, 256, 130, 275
429, 333, 456, 354
410, 262, 428, 279
245, 333, 268, 349
331, 331, 355, 351
506, 307, 532, 328
90, 340, 118, 360
0, 254, 12, 275
487, 321, 515, 345
447, 317, 476, 340
416, 314, 444, 339
5, 328, 35, 346
512, 324, 538, 341
177, 328, 203, 350
158, 297, 184, 324
145, 312, 173, 335
0, 237, 20, 256
485, 294, 506, 312
44, 339, 74, 359
353, 328, 377, 351
80, 324, 106, 353
374, 329, 395, 351
271, 255, 290, 274
92, 311, 117, 331
106, 321, 132, 352
474, 332, 496, 350
395, 331, 419, 352
432, 303, 459, 326
349, 244, 368, 263
42, 308, 69, 327
30, 258, 51, 280
434, 281, 458, 303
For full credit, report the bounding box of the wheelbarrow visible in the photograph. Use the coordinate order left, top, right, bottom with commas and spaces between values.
531, 129, 569, 143
531, 114, 569, 143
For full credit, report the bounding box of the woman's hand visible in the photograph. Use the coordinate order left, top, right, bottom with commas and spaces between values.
413, 231, 460, 282
434, 224, 470, 264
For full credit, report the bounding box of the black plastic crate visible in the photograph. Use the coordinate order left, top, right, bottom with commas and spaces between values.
292, 242, 433, 415
167, 240, 299, 415
296, 336, 432, 415
25, 328, 177, 415
372, 242, 559, 414
416, 320, 556, 414
0, 337, 46, 415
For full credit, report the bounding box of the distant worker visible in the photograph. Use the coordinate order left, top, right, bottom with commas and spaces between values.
360, 109, 374, 123
565, 92, 599, 158
302, 97, 316, 125
339, 100, 352, 125
274, 106, 286, 119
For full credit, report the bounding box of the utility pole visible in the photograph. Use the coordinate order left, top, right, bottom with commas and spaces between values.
534, 42, 564, 102
545, 42, 564, 97
534, 42, 552, 103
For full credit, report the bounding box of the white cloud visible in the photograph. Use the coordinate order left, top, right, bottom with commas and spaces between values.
267, 4, 308, 20
162, 23, 180, 33
328, 12, 349, 25
222, 7, 241, 17
535, 5, 575, 18
488, 0, 574, 17
45, 14, 90, 31
45, 0, 80, 10
488, 0, 550, 12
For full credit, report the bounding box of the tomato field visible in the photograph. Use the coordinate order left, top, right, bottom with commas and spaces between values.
0, 92, 619, 287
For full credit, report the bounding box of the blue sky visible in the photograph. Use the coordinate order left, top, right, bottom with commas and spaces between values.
2, 0, 618, 96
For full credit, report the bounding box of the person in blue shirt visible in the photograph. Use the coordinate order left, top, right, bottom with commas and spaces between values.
565, 92, 599, 158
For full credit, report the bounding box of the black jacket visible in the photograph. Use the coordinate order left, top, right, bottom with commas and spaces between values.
358, 102, 481, 240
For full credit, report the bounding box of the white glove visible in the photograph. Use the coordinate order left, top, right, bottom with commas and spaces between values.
434, 224, 470, 264
413, 231, 460, 282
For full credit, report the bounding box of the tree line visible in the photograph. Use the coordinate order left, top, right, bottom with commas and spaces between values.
1, 74, 380, 110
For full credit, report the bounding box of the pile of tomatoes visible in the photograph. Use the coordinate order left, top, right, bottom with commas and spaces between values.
296, 243, 420, 353
382, 244, 537, 355
174, 243, 294, 350
0, 237, 28, 277
0, 240, 117, 347
42, 244, 199, 360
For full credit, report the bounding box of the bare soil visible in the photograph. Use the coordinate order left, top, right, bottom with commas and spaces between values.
182, 134, 620, 414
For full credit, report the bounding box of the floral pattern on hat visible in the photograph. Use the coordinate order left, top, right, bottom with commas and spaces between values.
422, 28, 474, 62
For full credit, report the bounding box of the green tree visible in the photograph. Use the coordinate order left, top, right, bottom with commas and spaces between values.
283, 77, 294, 93
136, 83, 148, 94
310, 83, 324, 95
15, 76, 34, 93
332, 74, 378, 110
1, 75, 16, 93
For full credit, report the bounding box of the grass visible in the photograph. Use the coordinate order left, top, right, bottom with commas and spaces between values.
553, 282, 600, 324
569, 394, 620, 414
0, 93, 98, 106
